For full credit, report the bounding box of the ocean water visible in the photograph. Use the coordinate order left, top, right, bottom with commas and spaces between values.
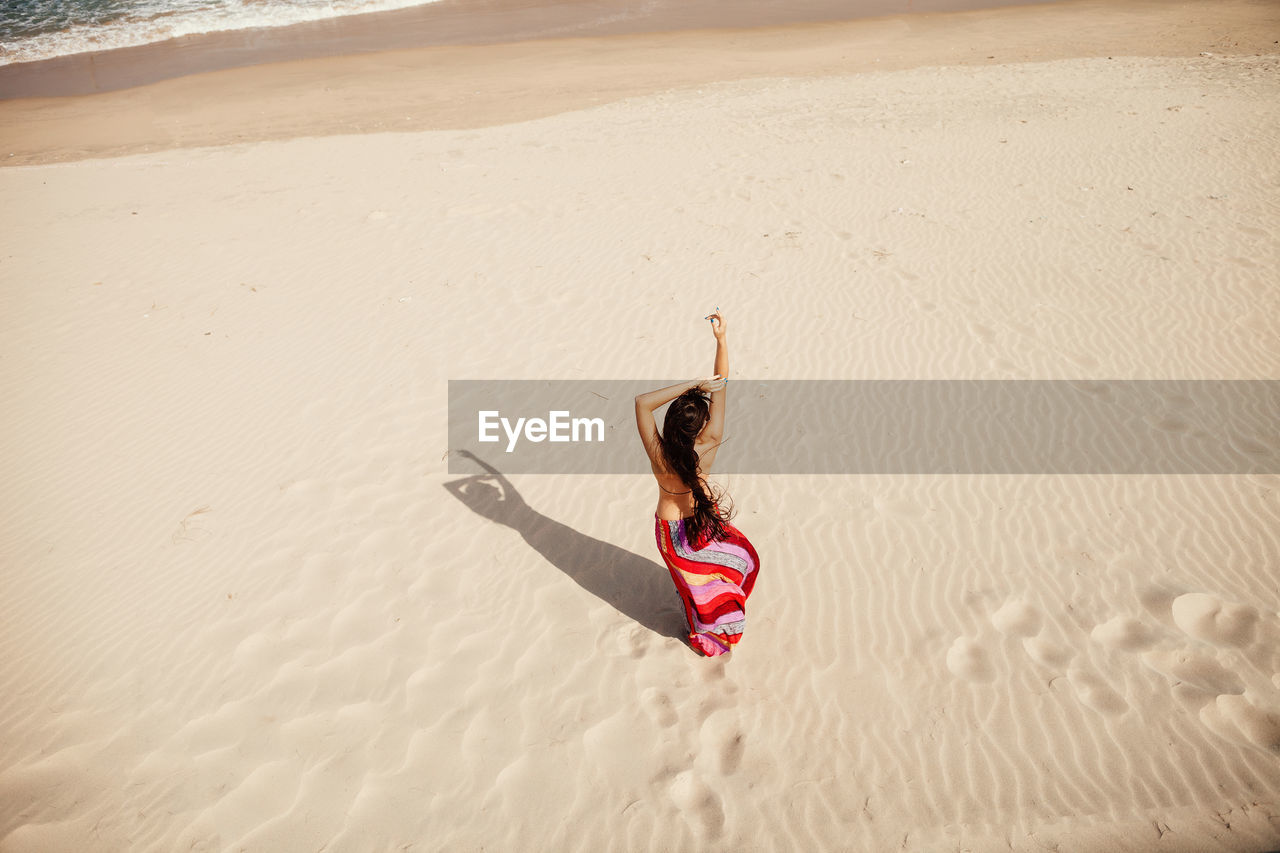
0, 0, 444, 65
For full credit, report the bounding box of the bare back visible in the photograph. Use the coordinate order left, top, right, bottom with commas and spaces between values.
652, 439, 719, 521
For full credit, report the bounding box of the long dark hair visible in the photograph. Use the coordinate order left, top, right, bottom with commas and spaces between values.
660, 388, 734, 547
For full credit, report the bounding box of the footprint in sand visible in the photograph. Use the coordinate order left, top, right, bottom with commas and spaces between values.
1066, 666, 1128, 715
987, 599, 1073, 667
1022, 635, 1074, 669
1090, 615, 1159, 652
603, 624, 651, 660
1140, 647, 1246, 695
1171, 592, 1280, 753
698, 711, 746, 775
667, 770, 725, 838
1200, 694, 1280, 753
1136, 582, 1183, 626
1105, 588, 1280, 752
699, 657, 729, 684
946, 636, 995, 682
1093, 600, 1246, 707
951, 601, 1060, 683
1171, 593, 1259, 648
992, 599, 1127, 715
641, 688, 678, 729
991, 599, 1042, 638
955, 599, 1131, 717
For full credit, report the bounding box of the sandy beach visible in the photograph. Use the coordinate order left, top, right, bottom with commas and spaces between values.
2, 0, 1279, 849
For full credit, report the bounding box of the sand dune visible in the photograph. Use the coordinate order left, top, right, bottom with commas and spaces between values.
1, 43, 1278, 853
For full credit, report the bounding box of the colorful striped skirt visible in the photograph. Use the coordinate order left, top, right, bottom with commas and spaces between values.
654, 513, 760, 657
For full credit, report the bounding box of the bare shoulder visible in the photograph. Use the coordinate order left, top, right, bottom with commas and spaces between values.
695, 436, 723, 458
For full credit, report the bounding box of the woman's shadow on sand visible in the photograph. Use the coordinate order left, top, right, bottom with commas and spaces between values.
443, 450, 688, 643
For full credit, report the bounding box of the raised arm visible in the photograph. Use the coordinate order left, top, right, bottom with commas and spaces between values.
635, 378, 708, 467
704, 311, 728, 444
635, 311, 730, 471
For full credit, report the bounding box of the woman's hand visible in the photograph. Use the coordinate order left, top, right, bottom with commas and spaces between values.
696, 374, 726, 393
707, 309, 727, 339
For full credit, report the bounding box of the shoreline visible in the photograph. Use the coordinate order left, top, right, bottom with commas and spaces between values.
1, 0, 1277, 167
0, 0, 1074, 98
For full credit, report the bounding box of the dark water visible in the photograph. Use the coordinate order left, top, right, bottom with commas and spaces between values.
0, 0, 438, 64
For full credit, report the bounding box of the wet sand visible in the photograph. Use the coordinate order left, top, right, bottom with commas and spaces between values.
1, 0, 1277, 166
1, 0, 1073, 97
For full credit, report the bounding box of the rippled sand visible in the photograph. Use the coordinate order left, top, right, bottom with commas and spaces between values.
1, 9, 1278, 852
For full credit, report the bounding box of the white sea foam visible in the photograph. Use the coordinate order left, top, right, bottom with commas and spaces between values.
0, 0, 445, 66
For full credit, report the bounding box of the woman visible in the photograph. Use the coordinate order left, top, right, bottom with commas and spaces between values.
634, 310, 760, 656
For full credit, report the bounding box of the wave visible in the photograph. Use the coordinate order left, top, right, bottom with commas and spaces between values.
0, 0, 446, 66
